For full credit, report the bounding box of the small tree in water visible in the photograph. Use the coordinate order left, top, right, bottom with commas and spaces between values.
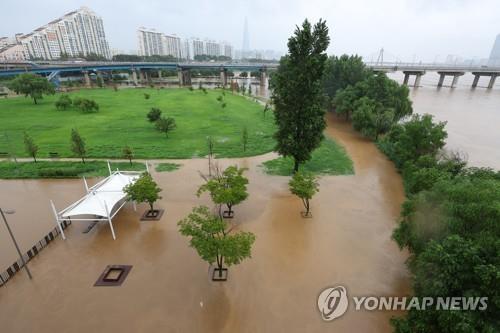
70, 128, 86, 163
178, 205, 255, 280
197, 165, 249, 218
124, 172, 162, 212
289, 172, 319, 217
23, 132, 39, 162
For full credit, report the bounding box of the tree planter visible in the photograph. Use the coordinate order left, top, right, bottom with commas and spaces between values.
212, 267, 228, 281
140, 209, 164, 221
222, 210, 234, 219
300, 211, 313, 218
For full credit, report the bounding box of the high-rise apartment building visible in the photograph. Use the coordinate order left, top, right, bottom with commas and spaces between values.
19, 7, 110, 60
137, 28, 164, 56
138, 28, 184, 59
138, 28, 233, 60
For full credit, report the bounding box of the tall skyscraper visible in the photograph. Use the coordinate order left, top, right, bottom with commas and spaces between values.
489, 34, 500, 65
19, 7, 110, 60
242, 17, 250, 58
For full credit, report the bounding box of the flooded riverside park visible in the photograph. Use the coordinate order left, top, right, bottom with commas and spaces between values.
0, 114, 410, 332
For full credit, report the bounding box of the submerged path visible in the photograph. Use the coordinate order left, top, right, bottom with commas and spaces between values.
0, 114, 409, 332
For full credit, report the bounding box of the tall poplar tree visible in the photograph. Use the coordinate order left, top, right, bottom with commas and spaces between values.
270, 19, 330, 172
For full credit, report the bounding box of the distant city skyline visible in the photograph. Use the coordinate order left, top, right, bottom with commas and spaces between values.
1, 0, 500, 62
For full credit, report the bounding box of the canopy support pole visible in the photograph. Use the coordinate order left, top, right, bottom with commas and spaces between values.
50, 200, 66, 240
104, 202, 116, 240
83, 176, 89, 193
145, 161, 150, 173
107, 161, 112, 176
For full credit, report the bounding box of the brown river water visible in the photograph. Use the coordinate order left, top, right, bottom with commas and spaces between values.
0, 115, 410, 332
1, 74, 498, 331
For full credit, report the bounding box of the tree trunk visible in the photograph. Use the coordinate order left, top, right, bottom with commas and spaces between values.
33, 97, 37, 105
149, 202, 154, 211
81, 156, 85, 163
129, 157, 132, 165
227, 203, 233, 215
293, 159, 300, 173
305, 198, 310, 216
33, 154, 37, 163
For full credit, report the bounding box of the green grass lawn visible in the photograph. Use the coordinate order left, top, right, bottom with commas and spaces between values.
155, 162, 181, 172
261, 138, 354, 176
0, 161, 148, 179
0, 88, 275, 159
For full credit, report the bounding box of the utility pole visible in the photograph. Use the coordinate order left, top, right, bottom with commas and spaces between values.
0, 208, 32, 279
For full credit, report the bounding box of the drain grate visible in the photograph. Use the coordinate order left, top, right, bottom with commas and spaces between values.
94, 265, 132, 287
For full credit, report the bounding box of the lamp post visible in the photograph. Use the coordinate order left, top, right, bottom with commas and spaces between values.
0, 208, 32, 279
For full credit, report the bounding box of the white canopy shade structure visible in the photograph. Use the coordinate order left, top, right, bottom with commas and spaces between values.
50, 162, 149, 240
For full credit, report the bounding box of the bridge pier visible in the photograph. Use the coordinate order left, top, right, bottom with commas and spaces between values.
471, 72, 498, 89
178, 69, 191, 86
131, 70, 138, 85
260, 68, 267, 90
437, 71, 465, 88
220, 68, 227, 88
83, 71, 91, 87
139, 70, 145, 84
402, 70, 425, 87
488, 75, 497, 89
158, 70, 162, 79
472, 75, 480, 88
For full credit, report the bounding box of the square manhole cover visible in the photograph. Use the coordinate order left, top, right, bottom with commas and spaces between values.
94, 265, 132, 287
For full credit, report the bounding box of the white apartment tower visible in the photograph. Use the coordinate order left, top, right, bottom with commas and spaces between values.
19, 7, 110, 60
137, 28, 164, 56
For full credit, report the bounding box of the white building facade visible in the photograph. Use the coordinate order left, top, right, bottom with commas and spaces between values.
18, 7, 110, 60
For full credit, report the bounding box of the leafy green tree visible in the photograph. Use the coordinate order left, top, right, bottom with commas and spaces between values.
144, 93, 150, 99
333, 73, 412, 123
322, 54, 371, 105
8, 73, 55, 104
122, 146, 134, 165
55, 94, 72, 110
391, 168, 500, 332
197, 165, 249, 217
70, 128, 86, 163
23, 132, 39, 162
155, 116, 177, 137
178, 205, 256, 279
271, 19, 330, 173
351, 97, 394, 140
242, 126, 248, 152
289, 172, 319, 217
239, 71, 248, 78
124, 172, 162, 211
147, 107, 162, 122
378, 114, 448, 169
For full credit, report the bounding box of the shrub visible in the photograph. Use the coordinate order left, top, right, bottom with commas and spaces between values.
155, 116, 177, 137
147, 108, 162, 122
55, 94, 72, 110
144, 93, 150, 99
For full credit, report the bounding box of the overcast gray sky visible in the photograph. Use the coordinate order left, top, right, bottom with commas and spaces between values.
2, 0, 499, 62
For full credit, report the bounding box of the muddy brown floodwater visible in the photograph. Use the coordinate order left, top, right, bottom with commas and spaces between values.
0, 115, 409, 332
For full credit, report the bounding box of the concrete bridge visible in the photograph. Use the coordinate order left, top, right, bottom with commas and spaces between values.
366, 62, 500, 89
0, 61, 278, 88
